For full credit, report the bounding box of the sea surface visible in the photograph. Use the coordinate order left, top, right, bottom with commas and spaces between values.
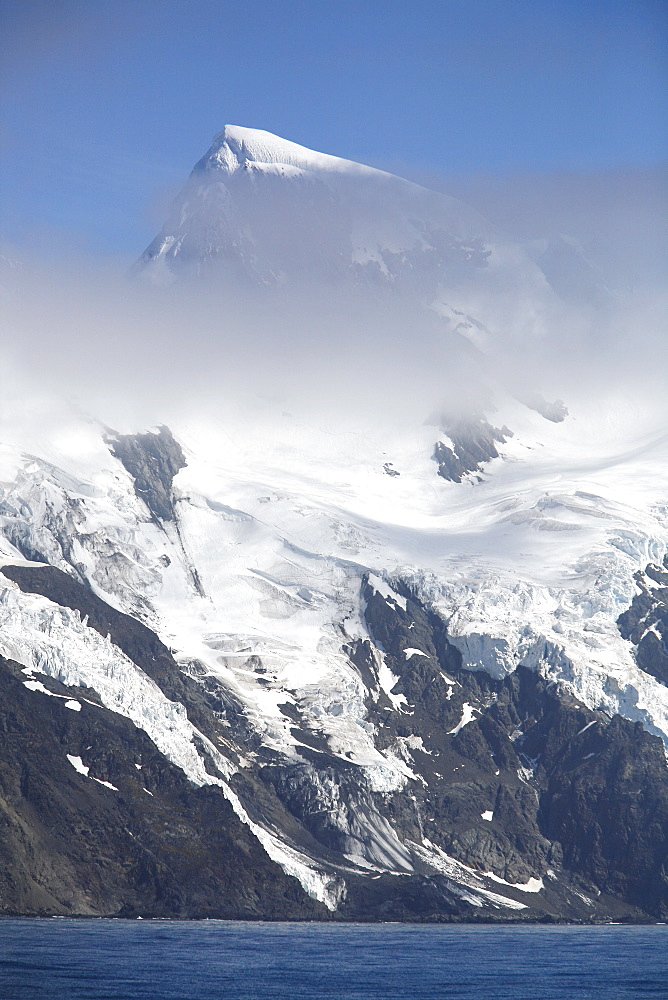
1, 919, 666, 1000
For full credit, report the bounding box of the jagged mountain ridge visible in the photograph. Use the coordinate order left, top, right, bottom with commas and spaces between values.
1, 128, 667, 920
1, 403, 666, 920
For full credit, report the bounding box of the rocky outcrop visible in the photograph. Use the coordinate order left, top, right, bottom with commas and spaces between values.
106, 426, 186, 523
617, 558, 668, 686
433, 419, 512, 482
537, 712, 668, 918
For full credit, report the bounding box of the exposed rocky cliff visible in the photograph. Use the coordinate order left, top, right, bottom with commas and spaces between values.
618, 558, 668, 688
0, 654, 324, 919
1, 556, 666, 921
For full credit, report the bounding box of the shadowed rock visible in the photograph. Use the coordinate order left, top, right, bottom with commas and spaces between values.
107, 425, 186, 522
618, 558, 668, 686
433, 418, 512, 482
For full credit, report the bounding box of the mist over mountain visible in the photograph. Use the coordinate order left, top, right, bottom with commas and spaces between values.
1, 128, 667, 922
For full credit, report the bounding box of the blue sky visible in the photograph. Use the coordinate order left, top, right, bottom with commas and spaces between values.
1, 0, 666, 258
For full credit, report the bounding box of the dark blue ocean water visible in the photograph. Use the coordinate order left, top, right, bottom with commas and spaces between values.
0, 919, 666, 1000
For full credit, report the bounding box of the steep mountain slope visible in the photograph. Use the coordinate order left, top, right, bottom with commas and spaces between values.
137, 125, 566, 353
138, 124, 495, 286
1, 128, 666, 920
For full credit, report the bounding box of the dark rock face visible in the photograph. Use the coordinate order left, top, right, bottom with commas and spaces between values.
360, 578, 554, 885
0, 655, 325, 919
433, 419, 513, 482
618, 558, 668, 686
106, 426, 186, 522
104, 425, 205, 597
2, 559, 667, 921
355, 574, 668, 919
537, 714, 668, 918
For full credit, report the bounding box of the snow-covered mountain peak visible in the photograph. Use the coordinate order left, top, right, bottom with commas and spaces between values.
138, 123, 544, 336
199, 124, 379, 179
3, 122, 668, 921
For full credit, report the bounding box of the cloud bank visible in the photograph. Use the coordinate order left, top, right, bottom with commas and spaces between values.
1, 165, 666, 443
